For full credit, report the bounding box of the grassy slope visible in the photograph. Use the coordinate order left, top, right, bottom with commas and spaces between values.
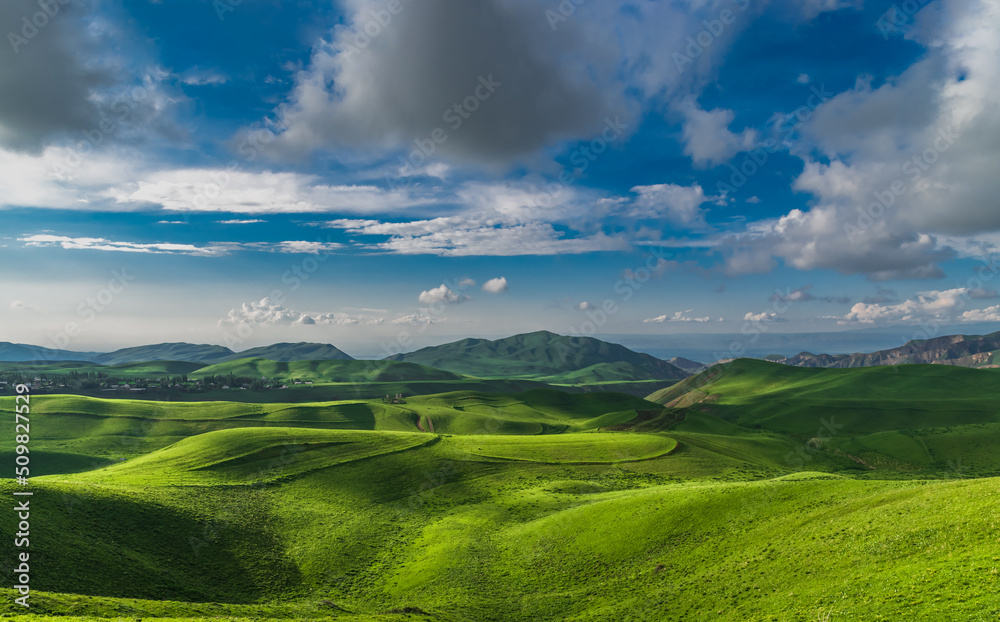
0, 360, 205, 377
647, 358, 1000, 475
7, 362, 1000, 620
387, 331, 688, 382
5, 426, 1000, 621
224, 342, 354, 362
0, 390, 654, 469
92, 343, 234, 366
189, 358, 465, 383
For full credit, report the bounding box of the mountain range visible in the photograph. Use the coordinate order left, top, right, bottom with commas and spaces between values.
767, 330, 1000, 369
0, 341, 354, 365
4, 327, 1000, 383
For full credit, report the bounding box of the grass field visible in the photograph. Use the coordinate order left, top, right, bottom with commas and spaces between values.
3, 360, 1000, 620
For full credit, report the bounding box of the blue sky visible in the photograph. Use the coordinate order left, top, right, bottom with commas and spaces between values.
2, 0, 1000, 354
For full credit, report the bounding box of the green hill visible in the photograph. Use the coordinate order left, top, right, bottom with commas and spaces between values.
5, 421, 1000, 620
189, 358, 465, 383
0, 360, 205, 377
227, 342, 354, 362
385, 330, 688, 382
92, 342, 234, 365
0, 342, 99, 362
10, 361, 1000, 620
647, 358, 1000, 476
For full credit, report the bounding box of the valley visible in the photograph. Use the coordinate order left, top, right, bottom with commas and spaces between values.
2, 331, 999, 620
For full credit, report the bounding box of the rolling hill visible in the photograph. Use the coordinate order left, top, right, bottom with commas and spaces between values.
222, 342, 354, 362
190, 358, 463, 383
646, 358, 1000, 476
384, 330, 689, 382
92, 342, 236, 365
0, 360, 206, 377
0, 341, 358, 365
5, 384, 1000, 620
0, 342, 99, 362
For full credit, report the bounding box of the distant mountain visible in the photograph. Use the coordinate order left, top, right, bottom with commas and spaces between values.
92, 343, 235, 366
667, 357, 707, 374
190, 358, 463, 383
225, 342, 353, 362
0, 342, 101, 363
768, 330, 1000, 369
384, 330, 689, 382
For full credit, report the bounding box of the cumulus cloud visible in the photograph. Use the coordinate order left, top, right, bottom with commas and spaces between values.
627, 183, 715, 228
677, 99, 757, 167
644, 310, 711, 323
220, 297, 388, 327
418, 284, 465, 306
960, 305, 1000, 322
221, 298, 304, 326
719, 0, 1000, 280
744, 311, 788, 323
267, 0, 625, 165
481, 277, 508, 294
839, 287, 1000, 325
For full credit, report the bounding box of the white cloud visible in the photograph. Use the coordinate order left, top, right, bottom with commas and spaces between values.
839, 288, 997, 324
627, 183, 714, 228
222, 298, 304, 326
0, 145, 144, 210
221, 298, 384, 327
217, 219, 266, 225
796, 73, 811, 84
326, 216, 628, 256
176, 68, 228, 86
9, 300, 32, 310
391, 314, 441, 326
960, 305, 1000, 322
678, 99, 758, 167
418, 284, 465, 305
18, 235, 341, 256
577, 301, 591, 310
271, 241, 343, 254
458, 278, 477, 288
744, 311, 784, 323
721, 0, 1000, 280
109, 169, 434, 214
645, 310, 711, 323
482, 277, 508, 294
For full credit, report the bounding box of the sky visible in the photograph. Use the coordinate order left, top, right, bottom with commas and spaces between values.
1, 0, 1000, 356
